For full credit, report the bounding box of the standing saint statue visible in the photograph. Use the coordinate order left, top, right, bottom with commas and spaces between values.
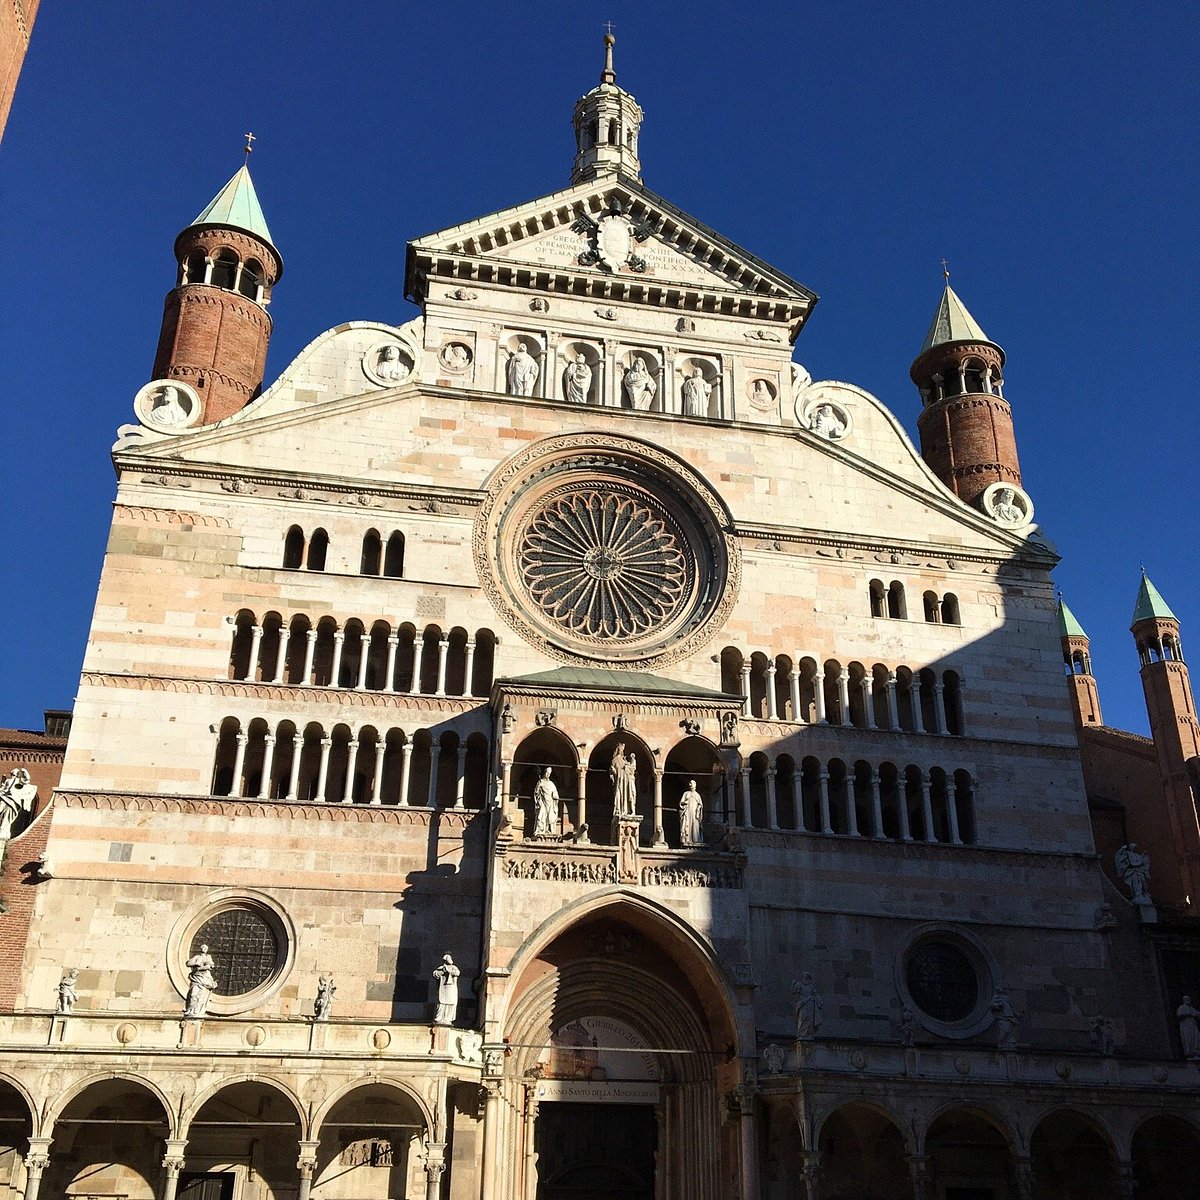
563, 354, 593, 403
0, 768, 37, 843
990, 987, 1020, 1049
313, 974, 336, 1021
184, 944, 217, 1017
506, 342, 540, 396
679, 779, 703, 847
1177, 996, 1200, 1060
622, 356, 657, 410
433, 953, 460, 1025
533, 767, 560, 838
792, 973, 823, 1039
57, 968, 79, 1015
610, 743, 639, 818
1114, 843, 1152, 905
680, 368, 712, 417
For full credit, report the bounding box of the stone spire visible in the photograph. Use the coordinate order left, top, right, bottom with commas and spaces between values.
571, 30, 644, 185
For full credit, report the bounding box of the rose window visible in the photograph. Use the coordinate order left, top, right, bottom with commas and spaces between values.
518, 489, 689, 639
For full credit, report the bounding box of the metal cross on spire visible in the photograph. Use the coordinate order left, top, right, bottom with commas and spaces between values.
243, 131, 256, 158
940, 257, 951, 283
601, 22, 617, 83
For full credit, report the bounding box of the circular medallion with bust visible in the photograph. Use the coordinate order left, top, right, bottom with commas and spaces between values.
980, 481, 1034, 529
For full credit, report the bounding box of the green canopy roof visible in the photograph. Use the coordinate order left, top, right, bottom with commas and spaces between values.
1056, 598, 1088, 640
191, 164, 275, 247
920, 284, 992, 353
1131, 572, 1177, 627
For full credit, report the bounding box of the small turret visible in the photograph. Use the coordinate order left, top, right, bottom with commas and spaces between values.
911, 279, 1024, 514
151, 148, 283, 424
571, 31, 644, 185
1058, 598, 1102, 729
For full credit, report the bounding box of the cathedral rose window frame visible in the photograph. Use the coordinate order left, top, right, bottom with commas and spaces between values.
895, 923, 998, 1040
475, 433, 740, 669
167, 889, 296, 1016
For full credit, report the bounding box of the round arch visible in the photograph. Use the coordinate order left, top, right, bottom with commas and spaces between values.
919, 1099, 1018, 1154
1029, 1106, 1120, 1200
816, 1100, 913, 1199
1131, 1112, 1200, 1198
46, 1070, 176, 1137
0, 1071, 38, 1135
812, 1097, 911, 1153
311, 1075, 435, 1137
183, 1073, 307, 1138
586, 729, 656, 844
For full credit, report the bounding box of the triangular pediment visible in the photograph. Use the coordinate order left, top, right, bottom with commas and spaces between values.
406, 177, 818, 335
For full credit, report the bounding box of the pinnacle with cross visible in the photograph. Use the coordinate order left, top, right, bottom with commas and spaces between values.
941, 257, 951, 284
601, 23, 617, 83
243, 131, 256, 158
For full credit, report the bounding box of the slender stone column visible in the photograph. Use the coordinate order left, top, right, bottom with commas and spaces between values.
383, 633, 399, 692
913, 674, 929, 733
1014, 1157, 1034, 1200
258, 733, 276, 800
766, 767, 779, 831
435, 638, 450, 697
455, 745, 468, 809
479, 1083, 502, 1200
410, 638, 426, 694
424, 1157, 446, 1200
798, 1150, 821, 1200
355, 639, 369, 690
886, 672, 900, 729
330, 630, 345, 688
933, 681, 947, 734
836, 671, 851, 725
652, 769, 666, 846
870, 770, 884, 838
919, 771, 935, 841
22, 1141, 52, 1200
427, 744, 441, 808
898, 778, 912, 841
1116, 1161, 1136, 1200
908, 1155, 932, 1200
248, 624, 264, 680
789, 668, 801, 723
946, 782, 962, 844
739, 663, 752, 716
231, 732, 249, 797
765, 664, 778, 719
501, 759, 513, 813
315, 735, 332, 802
296, 1141, 320, 1200
523, 1092, 540, 1200
576, 763, 588, 837
814, 669, 828, 723
818, 769, 832, 834
792, 771, 804, 831
845, 776, 859, 836
862, 675, 876, 729
160, 1141, 188, 1200
463, 639, 477, 696
399, 742, 414, 806
287, 732, 303, 801
302, 628, 317, 684
739, 766, 752, 828
341, 735, 359, 803
273, 628, 291, 683
371, 739, 386, 805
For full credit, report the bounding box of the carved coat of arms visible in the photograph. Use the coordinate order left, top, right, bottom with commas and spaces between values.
573, 200, 653, 273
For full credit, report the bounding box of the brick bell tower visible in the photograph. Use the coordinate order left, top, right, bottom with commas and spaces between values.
1131, 571, 1200, 907
910, 275, 1021, 510
151, 147, 283, 424
1058, 597, 1102, 730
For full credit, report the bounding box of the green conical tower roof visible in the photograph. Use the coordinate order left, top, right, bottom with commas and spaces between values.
920, 284, 993, 354
191, 163, 275, 247
1057, 598, 1088, 640
1131, 571, 1178, 627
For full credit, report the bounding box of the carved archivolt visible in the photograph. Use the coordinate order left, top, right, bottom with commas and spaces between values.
113, 505, 231, 529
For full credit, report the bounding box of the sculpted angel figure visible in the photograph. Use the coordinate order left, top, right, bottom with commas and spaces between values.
313, 974, 336, 1021
622, 355, 657, 410
533, 767, 560, 838
610, 742, 639, 818
507, 341, 540, 396
563, 353, 592, 403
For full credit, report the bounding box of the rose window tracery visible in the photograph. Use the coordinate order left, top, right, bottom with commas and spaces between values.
519, 488, 689, 639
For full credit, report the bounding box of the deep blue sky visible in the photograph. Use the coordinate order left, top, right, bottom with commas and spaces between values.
1, 4, 1196, 736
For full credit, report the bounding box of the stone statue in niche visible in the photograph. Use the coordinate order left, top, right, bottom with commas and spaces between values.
0, 767, 37, 842
1089, 1015, 1116, 1056
313, 974, 336, 1021
792, 973, 823, 1039
376, 345, 410, 383
563, 354, 593, 404
808, 402, 848, 440
533, 768, 560, 838
622, 356, 657, 410
617, 819, 639, 883
439, 342, 472, 372
679, 780, 703, 847
748, 379, 776, 411
1115, 843, 1152, 906
990, 488, 1025, 523
981, 482, 1033, 528
899, 1006, 919, 1046
56, 968, 79, 1015
433, 954, 460, 1025
1177, 996, 1200, 1059
183, 944, 217, 1017
148, 384, 193, 428
610, 743, 639, 818
681, 369, 712, 417
990, 987, 1020, 1049
507, 342, 540, 396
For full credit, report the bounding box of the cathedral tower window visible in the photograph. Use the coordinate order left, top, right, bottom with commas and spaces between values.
384, 530, 406, 578
238, 257, 264, 301
282, 526, 305, 569
923, 591, 941, 623
306, 528, 329, 571
869, 579, 887, 618
941, 594, 961, 625
210, 249, 238, 291
887, 581, 907, 620
360, 529, 382, 575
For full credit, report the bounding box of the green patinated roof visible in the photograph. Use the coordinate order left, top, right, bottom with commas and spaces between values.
920, 284, 992, 353
191, 164, 275, 246
1131, 572, 1177, 627
1057, 598, 1088, 640
501, 667, 734, 699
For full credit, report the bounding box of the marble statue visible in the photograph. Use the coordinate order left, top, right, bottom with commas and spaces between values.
681, 368, 712, 417
433, 953, 460, 1025
1089, 1015, 1116, 1056
150, 385, 191, 427
622, 356, 656, 410
56, 968, 79, 1015
533, 767, 560, 838
610, 743, 639, 818
809, 403, 847, 440
1115, 843, 1152, 906
377, 345, 409, 383
313, 974, 336, 1021
184, 944, 217, 1017
507, 342, 539, 396
0, 768, 37, 842
989, 487, 1026, 525
750, 379, 774, 408
564, 354, 592, 404
1177, 997, 1200, 1059
900, 1006, 919, 1047
792, 973, 823, 1039
679, 780, 703, 847
990, 987, 1019, 1049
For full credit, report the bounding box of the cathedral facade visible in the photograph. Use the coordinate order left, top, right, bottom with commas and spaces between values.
0, 38, 1197, 1200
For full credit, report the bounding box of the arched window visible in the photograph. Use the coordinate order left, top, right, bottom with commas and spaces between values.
211, 718, 241, 796
228, 610, 256, 680
471, 628, 497, 696
185, 250, 208, 285
887, 581, 907, 620
923, 591, 940, 623
720, 646, 745, 697
307, 529, 329, 571
869, 579, 886, 618
360, 529, 382, 576
282, 526, 305, 570
239, 258, 264, 300
941, 593, 961, 625
383, 531, 405, 578
943, 671, 965, 736
210, 249, 238, 290
608, 118, 618, 145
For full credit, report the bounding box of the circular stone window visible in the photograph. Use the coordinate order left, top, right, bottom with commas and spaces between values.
897, 926, 996, 1039
476, 434, 740, 667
